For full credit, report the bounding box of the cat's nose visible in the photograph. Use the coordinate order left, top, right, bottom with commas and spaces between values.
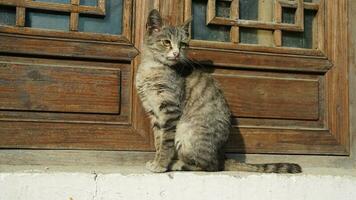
173, 52, 180, 57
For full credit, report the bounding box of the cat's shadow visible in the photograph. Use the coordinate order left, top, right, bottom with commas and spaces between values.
184, 59, 247, 164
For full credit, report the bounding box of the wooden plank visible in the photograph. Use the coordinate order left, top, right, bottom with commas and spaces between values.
214, 74, 319, 120
274, 2, 282, 47
0, 122, 151, 150
295, 0, 304, 31
70, 0, 79, 31
316, 0, 325, 51
159, 0, 184, 26
324, 0, 350, 154
0, 55, 132, 125
186, 48, 332, 72
189, 39, 326, 56
0, 34, 138, 61
122, 0, 134, 41
257, 0, 274, 46
15, 7, 25, 27
350, 0, 356, 157
0, 25, 128, 42
70, 12, 79, 31
210, 17, 304, 31
0, 63, 120, 114
226, 128, 347, 155
229, 0, 239, 43
206, 0, 216, 24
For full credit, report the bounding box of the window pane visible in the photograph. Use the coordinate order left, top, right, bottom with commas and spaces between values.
239, 0, 258, 20
0, 6, 16, 26
80, 0, 97, 6
282, 10, 316, 48
192, 0, 230, 42
282, 8, 296, 24
216, 0, 230, 18
25, 9, 70, 31
78, 0, 122, 35
239, 28, 257, 44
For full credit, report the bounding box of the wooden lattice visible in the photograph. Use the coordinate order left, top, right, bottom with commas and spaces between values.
0, 0, 106, 31
185, 0, 323, 48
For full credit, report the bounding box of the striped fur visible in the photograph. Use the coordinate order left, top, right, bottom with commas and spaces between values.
135, 9, 302, 174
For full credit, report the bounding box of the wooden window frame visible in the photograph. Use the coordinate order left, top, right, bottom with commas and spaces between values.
0, 0, 138, 61
185, 0, 325, 56
179, 0, 349, 155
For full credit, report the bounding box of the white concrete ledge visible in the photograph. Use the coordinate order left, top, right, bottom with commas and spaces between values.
1, 171, 356, 200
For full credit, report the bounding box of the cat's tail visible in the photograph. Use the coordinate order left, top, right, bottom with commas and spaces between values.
223, 159, 302, 173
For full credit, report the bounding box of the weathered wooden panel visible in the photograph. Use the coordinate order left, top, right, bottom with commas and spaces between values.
0, 121, 151, 150
214, 73, 319, 120
0, 34, 138, 61
0, 62, 120, 114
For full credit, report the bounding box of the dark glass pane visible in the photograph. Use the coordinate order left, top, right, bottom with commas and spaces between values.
192, 0, 230, 42
33, 0, 70, 3
0, 6, 16, 26
25, 9, 70, 31
239, 28, 257, 44
282, 8, 296, 24
239, 0, 258, 20
216, 0, 231, 18
282, 10, 316, 48
78, 0, 122, 35
80, 0, 97, 6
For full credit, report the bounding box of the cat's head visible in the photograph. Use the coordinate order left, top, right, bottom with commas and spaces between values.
145, 9, 191, 66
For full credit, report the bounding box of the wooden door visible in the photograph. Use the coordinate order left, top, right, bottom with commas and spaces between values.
0, 0, 154, 150
0, 0, 350, 156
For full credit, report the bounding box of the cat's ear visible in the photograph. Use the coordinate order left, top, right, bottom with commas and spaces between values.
181, 17, 192, 37
146, 9, 162, 33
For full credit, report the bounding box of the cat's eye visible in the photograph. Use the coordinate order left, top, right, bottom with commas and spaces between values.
162, 40, 171, 47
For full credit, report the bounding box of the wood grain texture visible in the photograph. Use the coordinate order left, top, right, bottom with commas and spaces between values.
184, 0, 349, 155
349, 0, 356, 157
189, 40, 325, 56
226, 128, 346, 155
0, 0, 136, 60
273, 2, 282, 47
0, 121, 151, 150
324, 0, 350, 154
214, 74, 319, 120
0, 62, 120, 114
0, 0, 351, 156
159, 0, 184, 25
257, 0, 274, 46
0, 56, 131, 125
15, 7, 25, 27
131, 0, 160, 148
0, 34, 138, 61
187, 48, 332, 72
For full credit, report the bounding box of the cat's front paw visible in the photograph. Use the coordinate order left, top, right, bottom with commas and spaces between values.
146, 160, 168, 173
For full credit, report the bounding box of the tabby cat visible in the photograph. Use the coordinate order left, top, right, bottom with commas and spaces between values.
135, 9, 302, 173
